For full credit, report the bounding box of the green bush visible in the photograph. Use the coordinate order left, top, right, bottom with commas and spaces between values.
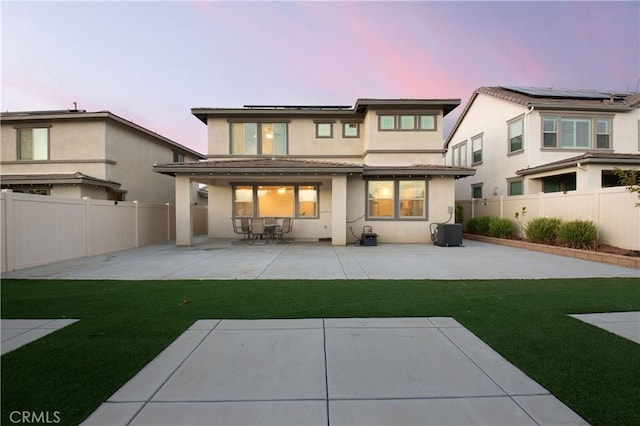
557, 220, 598, 250
467, 216, 493, 235
525, 217, 562, 244
488, 217, 516, 239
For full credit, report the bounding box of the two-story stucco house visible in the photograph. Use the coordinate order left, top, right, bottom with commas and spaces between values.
445, 86, 640, 201
154, 99, 474, 246
1, 109, 205, 203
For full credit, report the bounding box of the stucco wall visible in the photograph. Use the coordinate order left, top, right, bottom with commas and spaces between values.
1, 119, 108, 176
106, 121, 191, 204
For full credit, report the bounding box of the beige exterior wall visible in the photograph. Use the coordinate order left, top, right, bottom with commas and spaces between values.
1, 119, 108, 176
105, 120, 190, 204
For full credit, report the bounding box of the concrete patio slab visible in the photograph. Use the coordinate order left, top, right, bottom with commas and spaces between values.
3, 237, 638, 280
569, 311, 640, 343
1, 318, 78, 355
83, 318, 587, 426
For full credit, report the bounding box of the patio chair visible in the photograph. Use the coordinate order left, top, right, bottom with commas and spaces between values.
274, 217, 293, 242
232, 217, 251, 242
249, 218, 267, 244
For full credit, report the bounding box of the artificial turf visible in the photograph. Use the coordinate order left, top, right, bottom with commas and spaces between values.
1, 277, 639, 425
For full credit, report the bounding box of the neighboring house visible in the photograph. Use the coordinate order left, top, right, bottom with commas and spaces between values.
1, 109, 205, 204
444, 86, 640, 200
154, 99, 474, 246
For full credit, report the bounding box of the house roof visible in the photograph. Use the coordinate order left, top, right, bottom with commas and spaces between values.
0, 172, 122, 189
445, 86, 639, 148
153, 158, 475, 178
0, 109, 205, 159
516, 152, 640, 176
192, 98, 461, 124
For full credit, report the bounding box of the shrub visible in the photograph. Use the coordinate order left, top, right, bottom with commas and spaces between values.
467, 216, 492, 235
488, 217, 515, 239
525, 217, 562, 244
557, 220, 598, 250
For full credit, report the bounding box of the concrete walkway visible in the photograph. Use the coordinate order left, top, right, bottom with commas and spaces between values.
3, 237, 638, 280
82, 318, 588, 426
1, 319, 78, 355
570, 311, 640, 343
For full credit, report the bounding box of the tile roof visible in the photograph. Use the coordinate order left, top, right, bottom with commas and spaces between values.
516, 152, 640, 176
0, 172, 121, 188
153, 158, 475, 177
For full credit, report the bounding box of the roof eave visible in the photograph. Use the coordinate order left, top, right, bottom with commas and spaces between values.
516, 156, 640, 176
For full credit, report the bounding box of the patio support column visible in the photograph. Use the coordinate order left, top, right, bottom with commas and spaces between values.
331, 175, 347, 246
175, 174, 193, 246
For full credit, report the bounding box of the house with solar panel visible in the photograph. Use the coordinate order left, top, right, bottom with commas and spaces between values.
154, 99, 475, 246
444, 86, 640, 200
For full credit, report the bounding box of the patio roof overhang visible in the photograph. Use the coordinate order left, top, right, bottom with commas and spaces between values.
154, 159, 476, 179
362, 165, 476, 179
516, 152, 640, 176
153, 158, 363, 177
0, 172, 122, 189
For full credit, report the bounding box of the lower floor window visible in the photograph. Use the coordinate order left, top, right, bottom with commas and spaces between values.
367, 179, 426, 219
472, 184, 483, 199
508, 180, 523, 196
542, 173, 576, 193
233, 184, 318, 218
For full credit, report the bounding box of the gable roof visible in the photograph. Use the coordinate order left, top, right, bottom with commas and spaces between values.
445, 86, 639, 148
1, 109, 205, 159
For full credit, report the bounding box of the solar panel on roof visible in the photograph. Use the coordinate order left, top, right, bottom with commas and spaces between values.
501, 86, 611, 99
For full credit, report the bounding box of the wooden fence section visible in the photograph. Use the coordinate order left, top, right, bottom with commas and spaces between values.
1, 190, 207, 272
456, 187, 640, 250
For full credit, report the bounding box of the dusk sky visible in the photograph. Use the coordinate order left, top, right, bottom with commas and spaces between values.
2, 1, 638, 154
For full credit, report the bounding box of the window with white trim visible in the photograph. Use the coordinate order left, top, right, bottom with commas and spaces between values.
18, 128, 49, 160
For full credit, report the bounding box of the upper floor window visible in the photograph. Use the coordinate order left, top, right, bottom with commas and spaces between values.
315, 121, 333, 138
230, 122, 287, 155
542, 116, 611, 150
342, 122, 359, 138
18, 128, 49, 160
173, 152, 185, 162
367, 179, 426, 220
508, 118, 524, 153
378, 114, 436, 131
472, 134, 483, 165
451, 142, 467, 166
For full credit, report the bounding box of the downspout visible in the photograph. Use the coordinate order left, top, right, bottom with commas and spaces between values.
523, 105, 535, 193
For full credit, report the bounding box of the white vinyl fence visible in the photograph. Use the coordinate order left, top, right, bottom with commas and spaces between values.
1, 190, 207, 272
456, 187, 640, 250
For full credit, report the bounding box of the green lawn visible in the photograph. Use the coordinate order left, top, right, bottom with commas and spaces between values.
2, 278, 639, 425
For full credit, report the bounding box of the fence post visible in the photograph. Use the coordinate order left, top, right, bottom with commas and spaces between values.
166, 203, 171, 241
593, 188, 601, 238
2, 190, 15, 272
134, 201, 140, 248
499, 195, 505, 218
83, 197, 91, 257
